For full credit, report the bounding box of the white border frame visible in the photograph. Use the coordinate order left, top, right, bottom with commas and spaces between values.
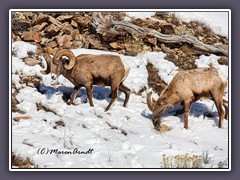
9, 9, 231, 171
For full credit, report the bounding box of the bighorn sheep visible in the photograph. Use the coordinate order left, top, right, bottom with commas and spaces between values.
44, 49, 131, 111
147, 67, 228, 129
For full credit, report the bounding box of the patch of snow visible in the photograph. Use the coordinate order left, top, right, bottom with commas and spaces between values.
173, 12, 228, 37
124, 12, 156, 21
12, 41, 37, 58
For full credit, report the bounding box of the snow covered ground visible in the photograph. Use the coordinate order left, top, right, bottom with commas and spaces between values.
10, 11, 229, 170
11, 42, 229, 169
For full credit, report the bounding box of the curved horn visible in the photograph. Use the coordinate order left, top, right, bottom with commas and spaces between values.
40, 52, 52, 74
147, 92, 156, 111
53, 50, 76, 70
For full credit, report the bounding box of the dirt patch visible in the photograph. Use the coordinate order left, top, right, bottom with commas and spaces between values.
36, 103, 57, 115
163, 44, 199, 70
146, 62, 167, 94
12, 85, 25, 114
11, 153, 35, 168
217, 57, 228, 65
53, 120, 65, 129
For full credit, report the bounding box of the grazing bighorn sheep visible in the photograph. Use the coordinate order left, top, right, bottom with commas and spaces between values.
147, 67, 228, 129
44, 49, 131, 111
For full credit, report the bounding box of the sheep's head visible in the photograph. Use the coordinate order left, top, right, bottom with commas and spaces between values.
51, 50, 76, 80
147, 92, 168, 125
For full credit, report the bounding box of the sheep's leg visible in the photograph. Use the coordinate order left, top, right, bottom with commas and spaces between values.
210, 91, 224, 128
216, 100, 224, 128
223, 99, 228, 120
105, 84, 119, 112
67, 86, 80, 105
183, 101, 191, 129
119, 83, 130, 107
85, 83, 94, 107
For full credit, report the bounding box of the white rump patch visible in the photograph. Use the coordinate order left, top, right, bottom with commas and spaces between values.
121, 59, 130, 82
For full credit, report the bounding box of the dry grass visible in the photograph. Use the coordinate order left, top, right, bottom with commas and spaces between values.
11, 153, 35, 168
162, 153, 203, 168
124, 34, 144, 56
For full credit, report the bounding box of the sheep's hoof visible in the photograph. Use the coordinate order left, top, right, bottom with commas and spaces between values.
67, 102, 72, 105
154, 124, 171, 132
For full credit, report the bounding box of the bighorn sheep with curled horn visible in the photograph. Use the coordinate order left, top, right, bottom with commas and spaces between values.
44, 49, 131, 111
147, 67, 228, 129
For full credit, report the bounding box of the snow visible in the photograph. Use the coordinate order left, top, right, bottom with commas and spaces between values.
173, 12, 228, 37
11, 12, 229, 169
11, 42, 229, 169
12, 41, 37, 58
125, 12, 156, 21
124, 11, 229, 38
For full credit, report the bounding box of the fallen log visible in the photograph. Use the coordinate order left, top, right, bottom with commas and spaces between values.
92, 12, 228, 56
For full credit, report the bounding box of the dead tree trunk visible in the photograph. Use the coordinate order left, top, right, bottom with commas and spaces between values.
92, 12, 228, 56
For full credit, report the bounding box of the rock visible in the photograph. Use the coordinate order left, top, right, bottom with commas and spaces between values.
48, 16, 63, 28
71, 20, 78, 28
73, 16, 91, 28
207, 31, 214, 37
154, 124, 171, 132
12, 12, 31, 32
21, 31, 42, 42
217, 57, 228, 65
44, 24, 60, 37
152, 45, 162, 51
196, 26, 204, 34
56, 35, 71, 48
161, 24, 174, 35
24, 12, 33, 18
62, 22, 73, 35
56, 15, 73, 21
13, 116, 30, 122
12, 33, 21, 41
70, 29, 81, 41
109, 42, 124, 49
143, 45, 152, 52
32, 22, 48, 32
36, 44, 43, 55
72, 40, 83, 49
26, 82, 35, 88
32, 13, 49, 25
147, 37, 157, 46
150, 17, 168, 25
87, 35, 106, 50
44, 46, 58, 55
23, 57, 41, 66
117, 49, 126, 54
46, 40, 58, 48
161, 44, 171, 53
175, 25, 186, 35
